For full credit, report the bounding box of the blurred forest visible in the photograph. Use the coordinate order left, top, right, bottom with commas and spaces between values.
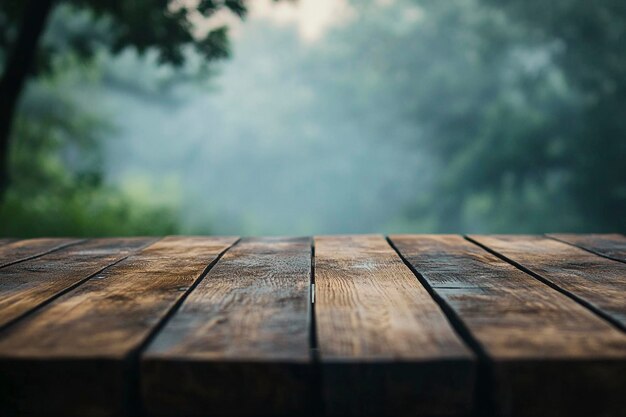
0, 0, 624, 236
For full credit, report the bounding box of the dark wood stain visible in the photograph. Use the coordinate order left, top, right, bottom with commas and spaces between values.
0, 238, 153, 328
0, 237, 82, 268
315, 235, 475, 417
469, 234, 626, 330
548, 233, 626, 263
0, 236, 237, 417
142, 237, 312, 417
0, 234, 623, 417
390, 234, 626, 417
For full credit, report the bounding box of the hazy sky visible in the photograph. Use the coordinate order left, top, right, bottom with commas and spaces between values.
248, 0, 355, 41
186, 0, 356, 42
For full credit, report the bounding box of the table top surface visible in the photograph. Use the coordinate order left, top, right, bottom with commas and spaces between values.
0, 234, 624, 417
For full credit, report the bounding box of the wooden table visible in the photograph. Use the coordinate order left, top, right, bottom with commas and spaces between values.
0, 234, 624, 417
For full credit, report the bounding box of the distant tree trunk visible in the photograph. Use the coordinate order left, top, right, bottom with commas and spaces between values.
0, 0, 56, 198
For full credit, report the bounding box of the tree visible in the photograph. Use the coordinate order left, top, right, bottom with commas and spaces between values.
0, 0, 252, 196
0, 60, 181, 237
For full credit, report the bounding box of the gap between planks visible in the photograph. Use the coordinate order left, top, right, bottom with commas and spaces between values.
125, 237, 241, 415
309, 238, 323, 417
1, 235, 624, 417
466, 235, 626, 333
141, 237, 312, 417
390, 234, 626, 417
0, 238, 159, 332
546, 233, 626, 264
386, 236, 494, 416
314, 235, 475, 417
0, 238, 86, 269
0, 236, 240, 417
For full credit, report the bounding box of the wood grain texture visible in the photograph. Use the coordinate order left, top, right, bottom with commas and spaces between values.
0, 236, 237, 417
0, 238, 153, 328
315, 235, 475, 417
469, 234, 626, 330
390, 235, 626, 417
0, 237, 81, 268
142, 237, 312, 417
548, 233, 626, 263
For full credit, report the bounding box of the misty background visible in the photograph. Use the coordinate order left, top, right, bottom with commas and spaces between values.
1, 0, 625, 236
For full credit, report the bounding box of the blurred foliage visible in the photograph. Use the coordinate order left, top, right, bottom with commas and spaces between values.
0, 4, 204, 237
327, 0, 626, 232
0, 65, 179, 237
0, 0, 269, 237
0, 0, 251, 74
1, 0, 624, 236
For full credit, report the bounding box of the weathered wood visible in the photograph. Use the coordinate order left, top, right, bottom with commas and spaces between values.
390, 234, 626, 417
548, 233, 626, 263
0, 238, 15, 246
0, 237, 81, 268
314, 235, 475, 417
0, 236, 237, 417
0, 233, 624, 417
142, 237, 312, 417
0, 238, 153, 328
469, 234, 626, 330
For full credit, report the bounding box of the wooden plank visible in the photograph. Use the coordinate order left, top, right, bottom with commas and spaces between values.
548, 233, 626, 263
314, 235, 474, 417
469, 234, 626, 330
142, 237, 312, 417
0, 238, 15, 246
0, 237, 81, 268
0, 238, 153, 329
390, 235, 626, 417
0, 236, 237, 417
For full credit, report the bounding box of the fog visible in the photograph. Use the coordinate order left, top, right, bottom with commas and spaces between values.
99, 4, 431, 235
8, 0, 619, 237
